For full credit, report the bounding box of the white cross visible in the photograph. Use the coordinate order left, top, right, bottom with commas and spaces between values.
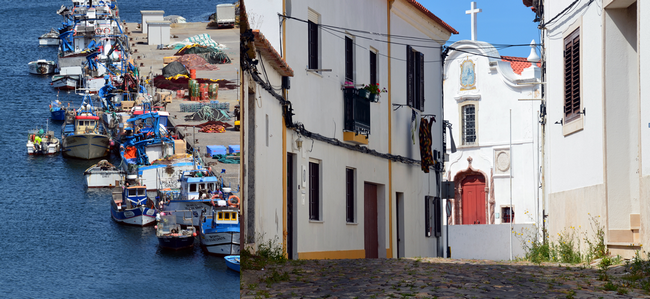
466, 2, 482, 41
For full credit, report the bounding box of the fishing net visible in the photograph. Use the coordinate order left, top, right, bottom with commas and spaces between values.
175, 44, 231, 64
162, 61, 188, 77
183, 106, 230, 122
176, 54, 219, 71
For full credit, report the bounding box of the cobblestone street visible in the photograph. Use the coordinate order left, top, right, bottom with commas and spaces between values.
241, 257, 650, 298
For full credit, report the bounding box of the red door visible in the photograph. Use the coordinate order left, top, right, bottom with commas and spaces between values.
364, 183, 378, 258
461, 175, 486, 225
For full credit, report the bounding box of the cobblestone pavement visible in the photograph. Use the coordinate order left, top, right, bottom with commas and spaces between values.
241, 257, 650, 298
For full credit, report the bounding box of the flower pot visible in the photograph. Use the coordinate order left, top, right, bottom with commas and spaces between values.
357, 89, 370, 99
369, 93, 377, 102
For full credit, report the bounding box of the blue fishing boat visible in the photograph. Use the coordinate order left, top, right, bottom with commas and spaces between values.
199, 205, 240, 256
50, 100, 66, 121
110, 177, 157, 226
155, 210, 196, 250
224, 255, 240, 272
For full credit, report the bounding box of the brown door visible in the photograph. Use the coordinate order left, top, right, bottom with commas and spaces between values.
364, 183, 378, 258
461, 175, 486, 225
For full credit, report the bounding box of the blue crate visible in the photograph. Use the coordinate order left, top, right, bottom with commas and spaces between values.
206, 145, 227, 156
228, 145, 240, 154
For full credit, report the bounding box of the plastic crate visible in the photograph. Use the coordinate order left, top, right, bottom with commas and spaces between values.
206, 145, 227, 156
228, 145, 240, 154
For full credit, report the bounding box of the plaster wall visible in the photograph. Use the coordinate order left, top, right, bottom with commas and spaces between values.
446, 224, 533, 261
642, 1, 650, 177
244, 0, 283, 51
546, 184, 607, 243
543, 2, 604, 196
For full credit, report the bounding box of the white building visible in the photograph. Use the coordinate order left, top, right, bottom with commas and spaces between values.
241, 0, 457, 259
441, 2, 542, 260
529, 0, 650, 258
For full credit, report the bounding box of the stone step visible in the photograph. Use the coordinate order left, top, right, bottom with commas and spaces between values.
607, 243, 642, 259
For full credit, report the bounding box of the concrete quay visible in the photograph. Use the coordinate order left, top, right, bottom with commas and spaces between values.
241, 258, 650, 298
126, 21, 241, 187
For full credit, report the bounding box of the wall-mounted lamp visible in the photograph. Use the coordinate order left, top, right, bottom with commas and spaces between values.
296, 136, 303, 149
555, 119, 563, 125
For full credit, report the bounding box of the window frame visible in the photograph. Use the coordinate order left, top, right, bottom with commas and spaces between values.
460, 102, 477, 146
563, 27, 581, 122
307, 9, 320, 70
369, 49, 377, 86
309, 160, 322, 221
425, 196, 432, 237
406, 45, 425, 111
345, 168, 356, 223
345, 35, 354, 83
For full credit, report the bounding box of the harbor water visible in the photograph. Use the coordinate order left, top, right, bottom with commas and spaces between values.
0, 0, 239, 297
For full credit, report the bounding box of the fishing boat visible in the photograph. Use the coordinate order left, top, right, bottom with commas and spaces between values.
84, 159, 125, 188
159, 169, 223, 226
38, 28, 60, 46
50, 100, 67, 121
199, 206, 240, 256
61, 93, 111, 159
224, 255, 240, 272
51, 66, 81, 90
155, 210, 196, 250
27, 129, 60, 155
110, 176, 157, 226
28, 60, 57, 75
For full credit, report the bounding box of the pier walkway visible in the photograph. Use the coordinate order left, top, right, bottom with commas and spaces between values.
128, 21, 241, 188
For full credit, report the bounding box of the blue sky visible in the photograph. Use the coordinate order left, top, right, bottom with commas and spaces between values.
420, 0, 540, 58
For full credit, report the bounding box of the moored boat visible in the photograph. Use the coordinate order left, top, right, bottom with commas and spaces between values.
110, 179, 157, 226
27, 129, 60, 155
28, 60, 57, 75
50, 100, 67, 121
159, 169, 222, 226
84, 159, 124, 188
199, 206, 240, 256
224, 255, 240, 272
156, 210, 196, 250
51, 74, 80, 90
61, 94, 111, 159
38, 28, 60, 46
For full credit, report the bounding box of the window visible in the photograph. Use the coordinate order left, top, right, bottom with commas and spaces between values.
425, 196, 432, 237
307, 10, 320, 70
564, 27, 580, 122
309, 161, 321, 220
189, 183, 197, 192
406, 45, 425, 111
345, 168, 355, 223
462, 104, 476, 145
345, 36, 354, 82
501, 206, 514, 223
369, 50, 377, 86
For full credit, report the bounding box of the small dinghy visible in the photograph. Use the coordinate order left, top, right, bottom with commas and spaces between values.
224, 255, 240, 272
28, 60, 56, 75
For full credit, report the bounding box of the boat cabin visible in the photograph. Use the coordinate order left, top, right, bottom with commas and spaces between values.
123, 185, 148, 206
180, 170, 219, 200
215, 210, 238, 225
75, 114, 99, 134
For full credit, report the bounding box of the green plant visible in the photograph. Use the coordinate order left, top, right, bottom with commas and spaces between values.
584, 213, 608, 262
362, 83, 387, 95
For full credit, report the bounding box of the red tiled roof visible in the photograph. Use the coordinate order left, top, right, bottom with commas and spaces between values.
501, 56, 540, 75
405, 0, 459, 34
252, 30, 294, 77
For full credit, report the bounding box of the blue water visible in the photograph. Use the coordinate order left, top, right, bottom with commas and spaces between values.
0, 1, 239, 298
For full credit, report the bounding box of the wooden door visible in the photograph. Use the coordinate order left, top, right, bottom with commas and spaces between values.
286, 153, 294, 259
461, 175, 486, 225
364, 183, 378, 258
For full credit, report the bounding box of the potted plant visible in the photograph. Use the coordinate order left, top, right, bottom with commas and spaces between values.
343, 81, 355, 89
363, 83, 387, 102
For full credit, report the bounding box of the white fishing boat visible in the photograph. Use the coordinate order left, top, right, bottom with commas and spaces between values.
199, 207, 240, 256
38, 28, 60, 46
84, 159, 125, 188
28, 60, 57, 75
158, 169, 223, 226
51, 75, 80, 90
61, 93, 111, 159
27, 129, 60, 155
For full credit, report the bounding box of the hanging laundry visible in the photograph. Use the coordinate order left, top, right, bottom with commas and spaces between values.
419, 117, 434, 173
411, 110, 419, 145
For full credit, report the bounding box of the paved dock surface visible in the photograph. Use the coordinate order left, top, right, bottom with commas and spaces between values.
128, 22, 241, 186
241, 257, 650, 298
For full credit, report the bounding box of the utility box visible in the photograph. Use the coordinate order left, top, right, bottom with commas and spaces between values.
147, 20, 171, 46
140, 10, 164, 34
441, 181, 455, 199
216, 4, 236, 28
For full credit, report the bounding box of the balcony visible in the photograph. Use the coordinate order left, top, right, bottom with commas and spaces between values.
343, 88, 370, 145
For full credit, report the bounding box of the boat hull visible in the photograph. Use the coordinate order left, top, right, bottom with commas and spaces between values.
51, 75, 79, 90
39, 37, 59, 46
27, 142, 60, 155
111, 205, 157, 226
85, 169, 124, 188
62, 134, 110, 159
28, 61, 56, 75
200, 231, 240, 256
224, 256, 240, 272
51, 109, 66, 121
157, 235, 195, 250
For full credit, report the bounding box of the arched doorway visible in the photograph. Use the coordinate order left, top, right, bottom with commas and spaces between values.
460, 175, 486, 225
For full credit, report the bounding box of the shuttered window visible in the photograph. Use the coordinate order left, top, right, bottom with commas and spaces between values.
345, 36, 354, 82
346, 168, 355, 223
406, 46, 425, 111
308, 20, 319, 69
369, 51, 377, 86
309, 162, 320, 220
564, 28, 580, 121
